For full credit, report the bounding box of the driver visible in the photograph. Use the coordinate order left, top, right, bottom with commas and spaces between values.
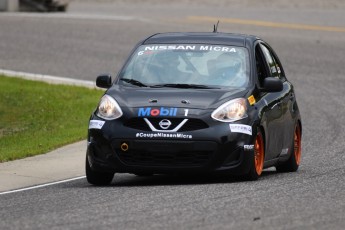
150, 51, 188, 84
208, 52, 247, 87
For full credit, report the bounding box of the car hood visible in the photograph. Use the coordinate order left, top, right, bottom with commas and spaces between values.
107, 85, 249, 110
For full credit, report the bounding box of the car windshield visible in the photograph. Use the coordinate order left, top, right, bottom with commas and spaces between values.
118, 44, 250, 88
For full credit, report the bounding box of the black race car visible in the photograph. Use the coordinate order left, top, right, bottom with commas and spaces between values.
86, 32, 302, 185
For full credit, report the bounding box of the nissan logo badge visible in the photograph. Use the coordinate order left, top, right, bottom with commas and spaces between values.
159, 119, 172, 129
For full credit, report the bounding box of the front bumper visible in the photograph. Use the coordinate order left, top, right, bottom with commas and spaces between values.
87, 116, 256, 176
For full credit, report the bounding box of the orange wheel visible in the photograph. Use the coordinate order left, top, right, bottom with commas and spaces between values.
294, 124, 302, 166
254, 131, 265, 176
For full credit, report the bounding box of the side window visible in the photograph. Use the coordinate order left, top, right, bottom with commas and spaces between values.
260, 44, 280, 78
255, 45, 268, 86
271, 53, 284, 78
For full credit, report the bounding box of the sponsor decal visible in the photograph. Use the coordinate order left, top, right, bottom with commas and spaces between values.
229, 124, 252, 135
89, 120, 105, 130
199, 46, 237, 52
138, 45, 237, 55
138, 107, 178, 117
248, 95, 256, 106
145, 45, 197, 51
136, 132, 192, 139
280, 148, 289, 156
244, 145, 254, 151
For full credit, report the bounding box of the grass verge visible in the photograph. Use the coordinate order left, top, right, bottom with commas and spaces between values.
0, 75, 104, 162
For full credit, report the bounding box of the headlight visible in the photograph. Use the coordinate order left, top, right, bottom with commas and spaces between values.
96, 95, 123, 120
211, 98, 248, 122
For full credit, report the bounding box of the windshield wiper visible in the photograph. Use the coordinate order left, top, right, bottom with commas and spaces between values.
120, 78, 148, 87
150, 84, 219, 89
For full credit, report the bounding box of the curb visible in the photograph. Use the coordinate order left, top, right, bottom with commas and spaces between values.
0, 141, 86, 193
0, 69, 97, 89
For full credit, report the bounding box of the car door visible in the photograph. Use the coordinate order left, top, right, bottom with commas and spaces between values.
255, 42, 289, 160
268, 46, 296, 154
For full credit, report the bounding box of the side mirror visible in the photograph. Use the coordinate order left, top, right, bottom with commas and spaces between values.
96, 74, 112, 89
261, 77, 283, 92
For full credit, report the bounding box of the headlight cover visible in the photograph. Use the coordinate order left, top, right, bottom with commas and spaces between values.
96, 95, 123, 120
211, 98, 248, 122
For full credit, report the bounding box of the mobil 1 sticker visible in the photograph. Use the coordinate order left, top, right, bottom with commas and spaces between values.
137, 107, 190, 117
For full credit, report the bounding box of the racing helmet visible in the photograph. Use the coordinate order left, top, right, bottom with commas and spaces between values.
153, 51, 180, 69
208, 52, 242, 79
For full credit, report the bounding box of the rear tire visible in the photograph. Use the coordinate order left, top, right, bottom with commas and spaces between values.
86, 157, 114, 185
276, 123, 302, 172
245, 128, 265, 181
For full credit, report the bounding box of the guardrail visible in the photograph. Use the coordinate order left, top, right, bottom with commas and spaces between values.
0, 0, 69, 12
0, 0, 19, 11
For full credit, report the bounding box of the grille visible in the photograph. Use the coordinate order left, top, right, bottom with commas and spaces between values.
118, 150, 212, 167
114, 140, 216, 167
123, 118, 209, 132
179, 119, 209, 132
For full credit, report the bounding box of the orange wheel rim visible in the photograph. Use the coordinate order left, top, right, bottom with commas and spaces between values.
294, 125, 302, 165
254, 132, 264, 175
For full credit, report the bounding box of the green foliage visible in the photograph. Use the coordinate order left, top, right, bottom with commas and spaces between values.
0, 75, 103, 162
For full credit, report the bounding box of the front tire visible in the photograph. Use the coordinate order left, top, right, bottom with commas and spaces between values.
86, 157, 114, 185
276, 123, 302, 172
245, 128, 265, 181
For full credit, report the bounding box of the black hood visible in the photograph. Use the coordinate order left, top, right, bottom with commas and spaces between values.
107, 85, 248, 110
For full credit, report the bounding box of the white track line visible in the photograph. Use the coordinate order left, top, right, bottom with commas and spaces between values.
0, 176, 86, 195
0, 12, 134, 21
0, 69, 96, 89
0, 12, 152, 23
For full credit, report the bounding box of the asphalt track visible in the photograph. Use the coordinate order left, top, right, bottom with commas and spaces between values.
1, 1, 345, 229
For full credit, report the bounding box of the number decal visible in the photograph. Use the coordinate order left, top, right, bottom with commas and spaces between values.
184, 109, 189, 117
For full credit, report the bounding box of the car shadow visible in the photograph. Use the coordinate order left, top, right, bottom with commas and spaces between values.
101, 169, 281, 187
111, 174, 240, 187
70, 168, 302, 189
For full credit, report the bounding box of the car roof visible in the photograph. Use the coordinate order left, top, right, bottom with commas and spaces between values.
142, 32, 260, 47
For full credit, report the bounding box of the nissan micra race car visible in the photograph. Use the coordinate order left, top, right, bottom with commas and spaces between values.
86, 32, 302, 185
